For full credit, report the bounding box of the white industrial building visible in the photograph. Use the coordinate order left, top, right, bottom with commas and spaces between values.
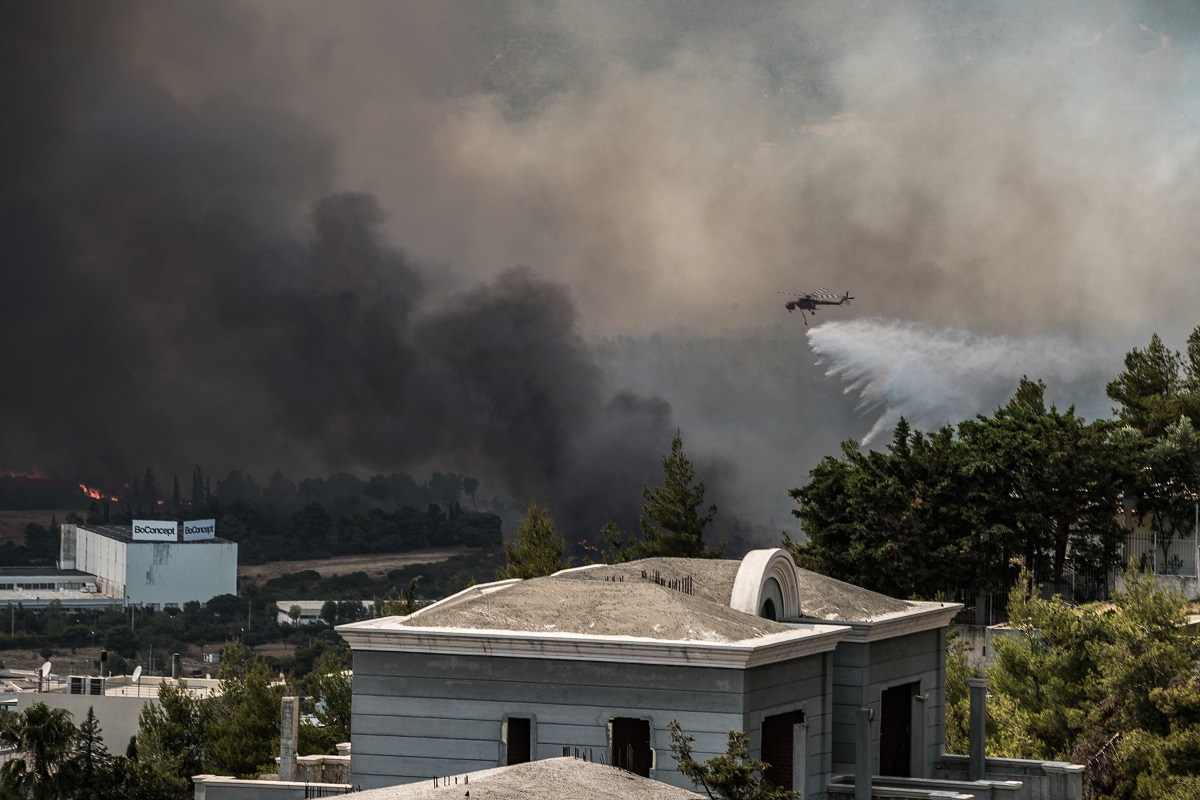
59, 521, 237, 610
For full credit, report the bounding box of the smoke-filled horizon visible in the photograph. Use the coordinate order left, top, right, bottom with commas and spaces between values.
4, 2, 1199, 542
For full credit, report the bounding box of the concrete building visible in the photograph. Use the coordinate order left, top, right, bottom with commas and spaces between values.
13, 672, 221, 754
0, 566, 116, 611
60, 522, 237, 609
338, 549, 1031, 798
276, 599, 376, 626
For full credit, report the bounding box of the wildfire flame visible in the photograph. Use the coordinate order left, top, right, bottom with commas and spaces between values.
2, 468, 50, 480
79, 484, 119, 502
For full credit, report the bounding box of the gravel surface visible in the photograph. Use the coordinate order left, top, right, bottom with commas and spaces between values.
562, 558, 743, 607
342, 757, 705, 800
405, 572, 793, 642
795, 569, 915, 621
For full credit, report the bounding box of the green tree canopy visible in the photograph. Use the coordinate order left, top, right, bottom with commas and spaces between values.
497, 501, 567, 580
1107, 329, 1200, 436
205, 642, 282, 778
1126, 417, 1200, 573
0, 702, 79, 800
981, 566, 1200, 799
606, 430, 724, 561
956, 378, 1125, 584
308, 646, 352, 745
136, 680, 210, 784
789, 379, 1126, 598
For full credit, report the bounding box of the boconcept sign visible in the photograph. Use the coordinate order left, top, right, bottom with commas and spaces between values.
131, 519, 178, 541
183, 518, 217, 541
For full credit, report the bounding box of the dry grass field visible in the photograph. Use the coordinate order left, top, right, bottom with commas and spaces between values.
0, 510, 61, 545
237, 547, 469, 584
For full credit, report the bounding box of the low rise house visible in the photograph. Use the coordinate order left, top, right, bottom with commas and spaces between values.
338, 549, 999, 798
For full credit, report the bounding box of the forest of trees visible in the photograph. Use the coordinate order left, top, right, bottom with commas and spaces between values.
789, 328, 1200, 604
793, 327, 1200, 800
0, 469, 502, 568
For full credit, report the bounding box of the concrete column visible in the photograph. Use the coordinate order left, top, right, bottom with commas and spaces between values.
855, 707, 872, 800
911, 693, 928, 779
793, 722, 808, 799
279, 696, 300, 781
968, 677, 988, 781
171, 653, 181, 680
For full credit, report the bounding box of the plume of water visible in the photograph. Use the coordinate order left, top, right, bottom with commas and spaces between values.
807, 318, 1115, 445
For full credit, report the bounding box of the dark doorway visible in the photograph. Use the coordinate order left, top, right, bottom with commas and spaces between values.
762, 709, 804, 790
506, 717, 531, 765
880, 682, 918, 777
611, 717, 652, 777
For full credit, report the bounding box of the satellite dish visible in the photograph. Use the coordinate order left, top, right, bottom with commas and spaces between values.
40, 661, 51, 678
131, 665, 142, 683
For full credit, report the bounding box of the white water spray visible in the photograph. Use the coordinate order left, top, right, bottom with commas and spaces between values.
807, 318, 1115, 445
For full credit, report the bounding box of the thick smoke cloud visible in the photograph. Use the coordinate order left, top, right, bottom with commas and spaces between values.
6, 2, 1200, 542
136, 0, 1198, 342
0, 4, 678, 535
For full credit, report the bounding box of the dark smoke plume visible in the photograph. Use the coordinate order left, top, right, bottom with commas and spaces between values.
8, 2, 1200, 545
0, 5, 684, 535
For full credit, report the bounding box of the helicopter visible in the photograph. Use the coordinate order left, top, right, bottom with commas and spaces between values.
780, 288, 853, 324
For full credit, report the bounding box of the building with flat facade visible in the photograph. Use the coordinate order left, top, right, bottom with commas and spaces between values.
338, 549, 982, 798
59, 522, 236, 610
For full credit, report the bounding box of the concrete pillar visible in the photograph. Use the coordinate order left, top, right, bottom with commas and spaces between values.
279, 696, 300, 781
855, 707, 873, 800
171, 653, 181, 680
911, 693, 928, 779
968, 677, 988, 781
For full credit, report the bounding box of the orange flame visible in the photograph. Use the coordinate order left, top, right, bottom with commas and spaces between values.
2, 468, 50, 480
79, 483, 104, 500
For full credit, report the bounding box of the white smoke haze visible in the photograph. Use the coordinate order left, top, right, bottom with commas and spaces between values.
808, 318, 1118, 445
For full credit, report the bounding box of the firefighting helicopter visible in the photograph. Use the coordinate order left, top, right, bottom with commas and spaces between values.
780, 288, 854, 324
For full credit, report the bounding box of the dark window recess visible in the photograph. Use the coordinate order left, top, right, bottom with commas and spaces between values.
506, 717, 531, 765
762, 709, 804, 789
880, 682, 919, 777
760, 598, 777, 620
611, 717, 652, 777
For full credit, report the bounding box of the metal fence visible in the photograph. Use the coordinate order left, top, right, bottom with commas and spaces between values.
1123, 530, 1199, 577
952, 561, 1114, 628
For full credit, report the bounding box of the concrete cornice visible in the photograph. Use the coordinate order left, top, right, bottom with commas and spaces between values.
337, 619, 851, 669
793, 602, 961, 643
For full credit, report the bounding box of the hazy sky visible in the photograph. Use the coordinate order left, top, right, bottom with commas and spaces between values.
5, 2, 1199, 539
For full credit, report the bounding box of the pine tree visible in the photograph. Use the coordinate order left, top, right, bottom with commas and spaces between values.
497, 501, 567, 580
205, 643, 282, 778
191, 466, 205, 508
73, 706, 110, 799
635, 430, 724, 559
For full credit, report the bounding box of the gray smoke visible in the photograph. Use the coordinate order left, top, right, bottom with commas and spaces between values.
0, 5, 680, 534
5, 2, 1200, 541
